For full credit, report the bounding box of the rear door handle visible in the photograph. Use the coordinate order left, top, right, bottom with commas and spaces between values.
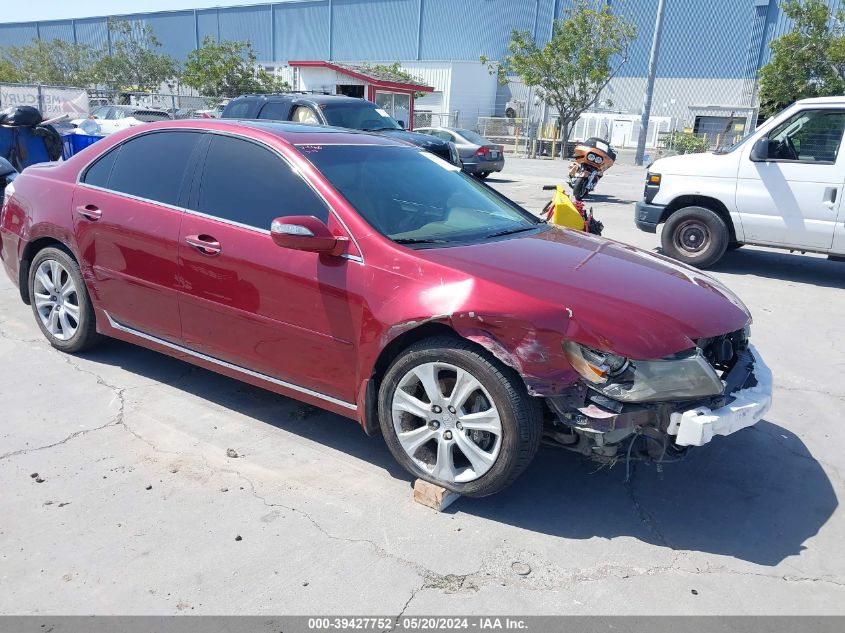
823, 187, 838, 209
75, 204, 101, 221
184, 234, 222, 256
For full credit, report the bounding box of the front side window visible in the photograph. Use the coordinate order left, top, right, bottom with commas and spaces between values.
196, 134, 328, 229
299, 145, 538, 245
766, 109, 845, 162
91, 131, 202, 206
291, 106, 320, 124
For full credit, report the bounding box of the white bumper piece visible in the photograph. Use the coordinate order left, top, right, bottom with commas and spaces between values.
667, 345, 772, 447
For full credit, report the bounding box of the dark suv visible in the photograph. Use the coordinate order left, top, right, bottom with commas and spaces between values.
222, 94, 460, 165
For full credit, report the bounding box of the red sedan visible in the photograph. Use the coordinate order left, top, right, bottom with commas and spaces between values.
0, 120, 771, 496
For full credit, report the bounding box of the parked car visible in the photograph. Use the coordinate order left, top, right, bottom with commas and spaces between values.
195, 100, 229, 119
416, 127, 504, 178
72, 105, 172, 135
0, 120, 771, 497
636, 96, 845, 267
222, 94, 461, 166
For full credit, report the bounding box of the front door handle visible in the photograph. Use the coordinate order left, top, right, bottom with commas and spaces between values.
185, 234, 222, 256
823, 187, 838, 209
75, 204, 101, 221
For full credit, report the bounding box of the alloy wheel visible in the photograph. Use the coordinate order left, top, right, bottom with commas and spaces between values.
391, 362, 503, 484
32, 259, 80, 341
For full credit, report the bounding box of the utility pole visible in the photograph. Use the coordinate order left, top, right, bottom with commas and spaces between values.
635, 0, 666, 166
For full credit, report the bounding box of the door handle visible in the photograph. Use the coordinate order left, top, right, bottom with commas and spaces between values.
184, 234, 221, 256
823, 187, 838, 209
75, 204, 101, 221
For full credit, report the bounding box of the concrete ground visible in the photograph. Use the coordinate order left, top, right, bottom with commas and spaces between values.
1, 154, 844, 616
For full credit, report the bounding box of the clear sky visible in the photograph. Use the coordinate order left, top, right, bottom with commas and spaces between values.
2, 1, 274, 23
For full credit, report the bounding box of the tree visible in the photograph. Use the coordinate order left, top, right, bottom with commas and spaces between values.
0, 56, 23, 84
758, 0, 845, 117
481, 0, 636, 158
2, 38, 100, 87
95, 19, 177, 92
181, 37, 290, 98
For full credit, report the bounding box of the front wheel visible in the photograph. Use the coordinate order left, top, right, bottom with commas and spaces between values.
378, 336, 542, 497
572, 176, 589, 200
661, 206, 729, 268
476, 172, 490, 179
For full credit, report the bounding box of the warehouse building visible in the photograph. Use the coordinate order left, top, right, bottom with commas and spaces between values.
0, 0, 828, 144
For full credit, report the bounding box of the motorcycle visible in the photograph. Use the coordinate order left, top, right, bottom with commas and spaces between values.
541, 184, 603, 235
568, 137, 616, 200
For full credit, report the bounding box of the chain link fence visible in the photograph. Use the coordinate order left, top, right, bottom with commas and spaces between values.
476, 117, 532, 156
412, 111, 459, 129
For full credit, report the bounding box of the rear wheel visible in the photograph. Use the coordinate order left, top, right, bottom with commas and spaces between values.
476, 171, 490, 179
661, 206, 729, 268
28, 247, 100, 353
378, 336, 542, 497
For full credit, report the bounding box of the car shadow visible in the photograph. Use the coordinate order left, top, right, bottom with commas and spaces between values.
708, 248, 845, 290
77, 341, 836, 567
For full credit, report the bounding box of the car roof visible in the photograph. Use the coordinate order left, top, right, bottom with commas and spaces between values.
131, 118, 411, 147
235, 93, 369, 105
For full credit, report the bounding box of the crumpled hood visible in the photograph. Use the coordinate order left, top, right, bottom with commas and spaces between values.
417, 227, 751, 360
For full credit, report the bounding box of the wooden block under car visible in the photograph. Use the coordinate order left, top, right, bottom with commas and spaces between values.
413, 479, 461, 511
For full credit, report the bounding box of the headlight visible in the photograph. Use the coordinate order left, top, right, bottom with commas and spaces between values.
647, 172, 661, 185
563, 341, 723, 403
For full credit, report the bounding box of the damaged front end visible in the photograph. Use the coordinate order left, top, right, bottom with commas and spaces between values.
542, 327, 772, 464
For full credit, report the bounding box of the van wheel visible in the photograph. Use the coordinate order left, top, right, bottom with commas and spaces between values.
661, 206, 729, 268
378, 336, 542, 497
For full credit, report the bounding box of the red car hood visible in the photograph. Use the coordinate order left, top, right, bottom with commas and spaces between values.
416, 227, 751, 360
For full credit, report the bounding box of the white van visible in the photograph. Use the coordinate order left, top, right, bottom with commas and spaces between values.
635, 96, 845, 267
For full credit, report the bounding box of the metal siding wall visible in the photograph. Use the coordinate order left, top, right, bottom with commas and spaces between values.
143, 11, 198, 60
219, 5, 273, 59
38, 21, 75, 43
196, 9, 219, 44
419, 0, 537, 61
0, 23, 39, 47
71, 17, 109, 50
274, 1, 331, 61
331, 0, 418, 60
759, 0, 844, 66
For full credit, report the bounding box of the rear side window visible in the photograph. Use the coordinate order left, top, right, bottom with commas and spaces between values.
224, 100, 253, 118
82, 149, 118, 188
99, 131, 202, 206
258, 101, 290, 120
196, 134, 328, 229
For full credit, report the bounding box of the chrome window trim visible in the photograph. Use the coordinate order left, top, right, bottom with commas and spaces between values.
73, 125, 365, 264
104, 311, 357, 412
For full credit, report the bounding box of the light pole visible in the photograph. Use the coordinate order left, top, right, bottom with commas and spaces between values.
635, 0, 667, 166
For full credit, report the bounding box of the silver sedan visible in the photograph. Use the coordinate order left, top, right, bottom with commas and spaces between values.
415, 127, 504, 179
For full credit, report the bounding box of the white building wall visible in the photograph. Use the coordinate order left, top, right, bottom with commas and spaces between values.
444, 62, 499, 128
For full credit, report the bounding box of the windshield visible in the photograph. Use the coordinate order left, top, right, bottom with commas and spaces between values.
298, 145, 539, 246
714, 132, 754, 154
320, 103, 401, 131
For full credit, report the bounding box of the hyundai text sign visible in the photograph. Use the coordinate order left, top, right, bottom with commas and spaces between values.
0, 85, 89, 119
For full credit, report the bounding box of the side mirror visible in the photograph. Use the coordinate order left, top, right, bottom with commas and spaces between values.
270, 215, 348, 256
749, 136, 770, 162
397, 120, 405, 129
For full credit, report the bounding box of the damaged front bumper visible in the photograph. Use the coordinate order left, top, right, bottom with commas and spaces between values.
667, 345, 771, 446
544, 344, 772, 459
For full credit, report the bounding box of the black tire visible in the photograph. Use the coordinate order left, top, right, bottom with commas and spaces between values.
378, 336, 542, 497
661, 206, 729, 268
476, 172, 490, 179
28, 246, 100, 353
572, 176, 589, 200
727, 242, 744, 251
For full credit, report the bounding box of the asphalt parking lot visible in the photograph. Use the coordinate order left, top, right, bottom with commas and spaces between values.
1, 153, 844, 616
